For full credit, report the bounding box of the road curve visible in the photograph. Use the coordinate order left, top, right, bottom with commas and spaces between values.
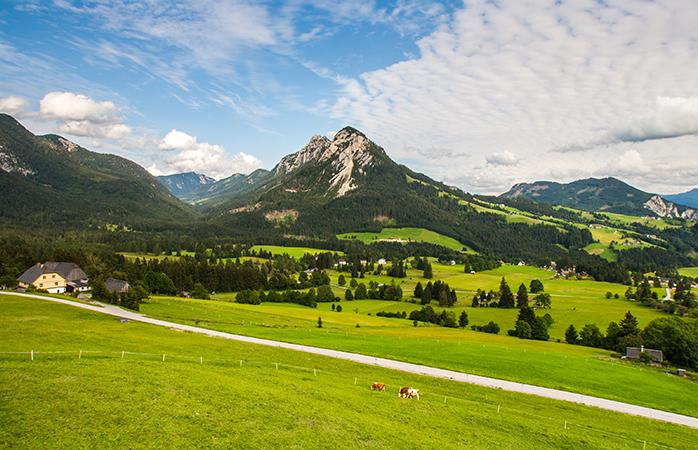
3, 291, 697, 429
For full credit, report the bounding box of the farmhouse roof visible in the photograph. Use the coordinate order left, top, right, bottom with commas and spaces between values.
17, 262, 88, 284
105, 278, 131, 294
626, 346, 663, 362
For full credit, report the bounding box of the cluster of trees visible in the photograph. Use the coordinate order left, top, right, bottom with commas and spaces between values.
471, 321, 500, 334
348, 279, 403, 301
472, 278, 547, 309
376, 311, 407, 319
413, 280, 457, 307
565, 312, 698, 369
237, 285, 340, 308
624, 276, 697, 317
508, 307, 553, 340
408, 305, 469, 329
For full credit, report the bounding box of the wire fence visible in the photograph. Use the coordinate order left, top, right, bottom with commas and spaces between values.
0, 348, 685, 450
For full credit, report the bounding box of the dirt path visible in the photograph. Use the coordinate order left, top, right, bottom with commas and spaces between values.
3, 291, 697, 429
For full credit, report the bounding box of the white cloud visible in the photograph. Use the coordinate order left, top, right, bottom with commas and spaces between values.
154, 129, 263, 179
329, 0, 698, 192
38, 92, 132, 140
406, 145, 469, 159
0, 96, 30, 115
594, 149, 652, 177
486, 150, 518, 166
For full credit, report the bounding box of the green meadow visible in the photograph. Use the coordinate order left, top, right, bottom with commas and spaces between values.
337, 227, 470, 253
1, 294, 696, 449
251, 245, 343, 258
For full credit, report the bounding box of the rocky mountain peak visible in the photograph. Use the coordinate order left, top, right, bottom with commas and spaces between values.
274, 134, 330, 175
644, 195, 698, 220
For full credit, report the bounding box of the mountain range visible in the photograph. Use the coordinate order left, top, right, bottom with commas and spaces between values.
501, 178, 698, 220
3, 112, 698, 265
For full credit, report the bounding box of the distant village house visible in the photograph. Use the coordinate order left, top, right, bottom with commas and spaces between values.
105, 278, 131, 294
17, 262, 90, 294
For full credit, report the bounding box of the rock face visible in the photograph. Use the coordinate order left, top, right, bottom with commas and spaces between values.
644, 195, 698, 220
158, 172, 217, 197
270, 127, 381, 198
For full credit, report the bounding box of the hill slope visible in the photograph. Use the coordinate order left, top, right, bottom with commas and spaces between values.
0, 114, 194, 228
664, 188, 698, 209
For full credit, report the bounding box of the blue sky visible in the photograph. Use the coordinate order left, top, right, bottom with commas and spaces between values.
1, 0, 697, 195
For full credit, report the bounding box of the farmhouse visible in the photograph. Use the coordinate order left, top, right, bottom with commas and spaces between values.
105, 278, 131, 294
17, 262, 89, 294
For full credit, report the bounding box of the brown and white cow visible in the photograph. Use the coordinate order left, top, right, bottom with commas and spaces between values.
399, 387, 420, 399
371, 382, 386, 391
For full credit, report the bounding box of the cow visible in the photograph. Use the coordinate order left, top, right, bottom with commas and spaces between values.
371, 382, 386, 392
399, 387, 420, 399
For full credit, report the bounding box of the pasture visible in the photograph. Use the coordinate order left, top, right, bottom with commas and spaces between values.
1, 294, 695, 449
251, 245, 343, 258
141, 287, 697, 418
337, 227, 470, 253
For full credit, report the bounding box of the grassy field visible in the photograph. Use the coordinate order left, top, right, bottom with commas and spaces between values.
679, 267, 698, 278
251, 245, 343, 258
1, 294, 695, 450
137, 284, 698, 418
337, 227, 471, 253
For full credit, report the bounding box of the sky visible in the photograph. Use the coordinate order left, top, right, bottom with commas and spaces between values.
1, 0, 697, 195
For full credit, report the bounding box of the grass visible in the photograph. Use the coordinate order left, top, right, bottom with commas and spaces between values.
250, 245, 343, 258
135, 287, 698, 418
1, 294, 696, 449
679, 267, 698, 278
337, 227, 471, 253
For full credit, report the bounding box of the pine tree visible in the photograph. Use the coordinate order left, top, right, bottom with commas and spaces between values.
516, 283, 529, 308
413, 281, 423, 298
423, 261, 433, 279
619, 311, 639, 337
565, 324, 578, 344
458, 310, 469, 328
499, 277, 515, 308
317, 316, 322, 328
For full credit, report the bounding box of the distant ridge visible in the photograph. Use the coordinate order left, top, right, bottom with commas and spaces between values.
501, 177, 697, 220
158, 172, 216, 197
664, 188, 698, 209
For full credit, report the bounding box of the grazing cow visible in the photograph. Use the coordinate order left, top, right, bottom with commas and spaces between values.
399, 387, 420, 399
371, 382, 386, 392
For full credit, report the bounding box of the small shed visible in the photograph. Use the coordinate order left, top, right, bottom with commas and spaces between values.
625, 346, 663, 363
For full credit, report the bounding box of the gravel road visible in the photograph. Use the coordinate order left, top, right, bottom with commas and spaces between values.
3, 291, 697, 429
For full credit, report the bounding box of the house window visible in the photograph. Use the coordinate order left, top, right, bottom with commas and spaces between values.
39, 283, 43, 287
52, 275, 55, 279
55, 282, 58, 286
42, 276, 46, 279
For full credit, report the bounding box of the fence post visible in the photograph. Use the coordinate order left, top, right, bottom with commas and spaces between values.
200, 357, 202, 364
163, 354, 165, 362
497, 405, 500, 413
31, 350, 33, 361
354, 378, 357, 385
240, 360, 243, 367
314, 369, 316, 376
122, 351, 124, 359
275, 363, 278, 370
564, 421, 567, 429
79, 350, 82, 359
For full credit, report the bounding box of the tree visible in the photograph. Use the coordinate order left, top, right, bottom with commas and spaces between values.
565, 324, 578, 344
420, 285, 432, 305
530, 279, 544, 293
354, 283, 368, 300
317, 316, 322, 328
91, 280, 110, 302
338, 274, 346, 286
317, 285, 335, 303
604, 322, 621, 351
350, 278, 358, 289
336, 305, 342, 312
516, 283, 529, 308
619, 311, 639, 338
458, 310, 469, 328
579, 324, 604, 348
534, 293, 551, 309
344, 289, 354, 301
413, 282, 423, 299
191, 283, 210, 300
516, 320, 532, 339
498, 277, 515, 308
440, 310, 457, 328
423, 261, 433, 279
